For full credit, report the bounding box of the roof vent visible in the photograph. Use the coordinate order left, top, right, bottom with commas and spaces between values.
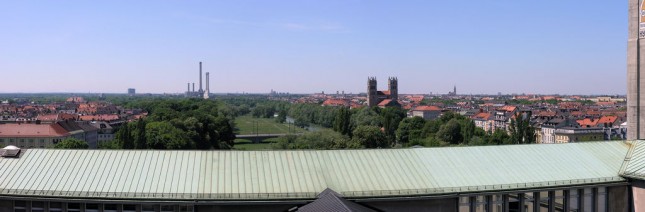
1, 145, 21, 158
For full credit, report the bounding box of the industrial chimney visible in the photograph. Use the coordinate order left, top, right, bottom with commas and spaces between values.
199, 62, 203, 94
204, 72, 210, 99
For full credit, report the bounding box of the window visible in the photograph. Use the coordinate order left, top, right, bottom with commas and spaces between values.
67, 203, 81, 212
142, 205, 156, 212
32, 201, 45, 212
539, 191, 549, 212
179, 205, 194, 212
597, 187, 607, 211
160, 205, 175, 212
123, 204, 136, 212
0, 139, 4, 143
86, 203, 99, 212
474, 196, 487, 212
524, 192, 535, 212
554, 190, 565, 210
14, 201, 26, 212
458, 197, 470, 212
569, 189, 580, 211
583, 188, 593, 212
491, 195, 503, 212
104, 204, 118, 212
28, 139, 33, 143
49, 202, 63, 212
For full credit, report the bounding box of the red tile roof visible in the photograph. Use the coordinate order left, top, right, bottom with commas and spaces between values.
472, 112, 491, 120
597, 116, 617, 125
79, 114, 119, 121
322, 99, 349, 107
413, 106, 442, 111
498, 105, 517, 113
0, 123, 69, 138
377, 99, 393, 107
537, 111, 556, 117
577, 118, 598, 127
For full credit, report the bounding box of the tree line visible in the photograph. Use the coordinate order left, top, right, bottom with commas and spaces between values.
277, 104, 536, 149
110, 99, 236, 149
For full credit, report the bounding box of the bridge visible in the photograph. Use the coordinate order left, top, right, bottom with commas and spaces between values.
236, 133, 303, 143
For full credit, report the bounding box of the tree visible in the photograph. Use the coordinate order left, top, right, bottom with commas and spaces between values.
145, 122, 190, 149
333, 107, 352, 136
489, 129, 511, 145
276, 109, 287, 123
213, 116, 236, 148
396, 116, 426, 145
435, 119, 462, 144
133, 119, 147, 149
352, 125, 389, 148
421, 120, 442, 138
380, 107, 405, 144
508, 111, 536, 144
115, 123, 134, 149
350, 107, 382, 130
54, 138, 89, 149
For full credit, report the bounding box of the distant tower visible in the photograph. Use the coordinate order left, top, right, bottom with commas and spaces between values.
198, 62, 204, 95
367, 77, 378, 107
388, 77, 398, 101
628, 0, 645, 140
454, 85, 457, 95
204, 72, 210, 99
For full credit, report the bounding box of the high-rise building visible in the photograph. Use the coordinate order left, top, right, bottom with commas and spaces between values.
627, 0, 645, 140
127, 88, 135, 96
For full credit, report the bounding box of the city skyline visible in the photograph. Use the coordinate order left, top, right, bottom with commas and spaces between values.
0, 0, 626, 95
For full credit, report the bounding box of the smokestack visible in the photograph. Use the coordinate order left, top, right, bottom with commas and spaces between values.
206, 72, 210, 92
199, 62, 203, 93
187, 83, 190, 93
192, 83, 195, 92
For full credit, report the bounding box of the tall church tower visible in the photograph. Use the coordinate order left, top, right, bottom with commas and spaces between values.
628, 0, 645, 140
388, 77, 398, 101
367, 77, 378, 107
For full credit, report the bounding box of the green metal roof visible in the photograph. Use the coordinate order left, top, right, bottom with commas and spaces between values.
0, 141, 630, 200
620, 140, 645, 180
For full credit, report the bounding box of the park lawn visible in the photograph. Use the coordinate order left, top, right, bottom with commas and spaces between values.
233, 139, 277, 150
235, 115, 307, 135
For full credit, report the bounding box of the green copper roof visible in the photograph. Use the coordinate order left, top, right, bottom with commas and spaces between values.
0, 141, 630, 200
620, 140, 645, 180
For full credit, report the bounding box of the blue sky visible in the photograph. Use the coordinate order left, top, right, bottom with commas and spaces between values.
0, 0, 627, 95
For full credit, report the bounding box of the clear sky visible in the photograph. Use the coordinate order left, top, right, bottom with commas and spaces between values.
0, 0, 627, 95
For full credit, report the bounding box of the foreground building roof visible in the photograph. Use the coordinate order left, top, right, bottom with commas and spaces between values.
620, 140, 645, 180
0, 141, 632, 201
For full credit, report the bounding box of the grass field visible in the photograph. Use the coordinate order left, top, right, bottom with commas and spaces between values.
234, 115, 307, 135
233, 139, 277, 150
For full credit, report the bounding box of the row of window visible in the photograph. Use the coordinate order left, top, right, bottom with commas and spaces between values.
9, 201, 194, 212
458, 187, 609, 212
0, 138, 47, 143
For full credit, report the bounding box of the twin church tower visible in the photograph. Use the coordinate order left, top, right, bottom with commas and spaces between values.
367, 77, 398, 107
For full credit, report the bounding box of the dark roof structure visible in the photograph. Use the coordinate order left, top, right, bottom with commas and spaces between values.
298, 188, 376, 212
